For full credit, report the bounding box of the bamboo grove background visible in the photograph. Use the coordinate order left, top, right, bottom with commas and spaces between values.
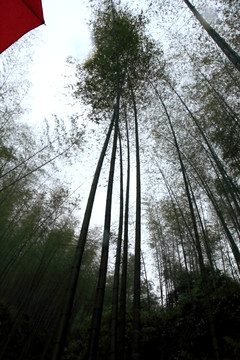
0, 0, 240, 359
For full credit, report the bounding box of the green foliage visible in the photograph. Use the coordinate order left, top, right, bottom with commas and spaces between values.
166, 266, 240, 307
0, 55, 86, 360
74, 4, 160, 117
63, 268, 240, 359
0, 301, 46, 360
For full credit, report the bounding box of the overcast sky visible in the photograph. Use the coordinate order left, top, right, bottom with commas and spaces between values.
25, 0, 92, 124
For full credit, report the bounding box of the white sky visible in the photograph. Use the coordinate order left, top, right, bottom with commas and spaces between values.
25, 0, 92, 124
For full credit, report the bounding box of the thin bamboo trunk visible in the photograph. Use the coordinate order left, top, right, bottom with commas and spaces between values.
51, 108, 116, 360
156, 166, 192, 272
110, 130, 124, 360
152, 232, 164, 307
141, 251, 151, 311
179, 146, 240, 272
180, 43, 240, 127
119, 115, 130, 360
182, 0, 240, 72
129, 80, 141, 360
88, 105, 120, 360
166, 80, 240, 213
0, 141, 77, 193
158, 93, 220, 360
0, 142, 49, 179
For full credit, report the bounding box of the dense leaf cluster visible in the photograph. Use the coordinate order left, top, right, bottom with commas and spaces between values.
74, 5, 160, 117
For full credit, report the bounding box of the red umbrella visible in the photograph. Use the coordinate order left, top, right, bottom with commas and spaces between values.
0, 0, 45, 53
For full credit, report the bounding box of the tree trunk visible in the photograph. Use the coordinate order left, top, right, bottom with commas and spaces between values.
119, 114, 130, 360
167, 81, 240, 214
181, 147, 240, 272
51, 107, 116, 360
158, 92, 220, 360
141, 251, 151, 311
110, 130, 124, 360
88, 105, 120, 360
182, 0, 240, 72
129, 81, 141, 360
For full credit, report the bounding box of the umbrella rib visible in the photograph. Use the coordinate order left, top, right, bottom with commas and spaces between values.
22, 0, 45, 24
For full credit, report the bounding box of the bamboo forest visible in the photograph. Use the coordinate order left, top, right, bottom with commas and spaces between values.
1, 0, 240, 359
